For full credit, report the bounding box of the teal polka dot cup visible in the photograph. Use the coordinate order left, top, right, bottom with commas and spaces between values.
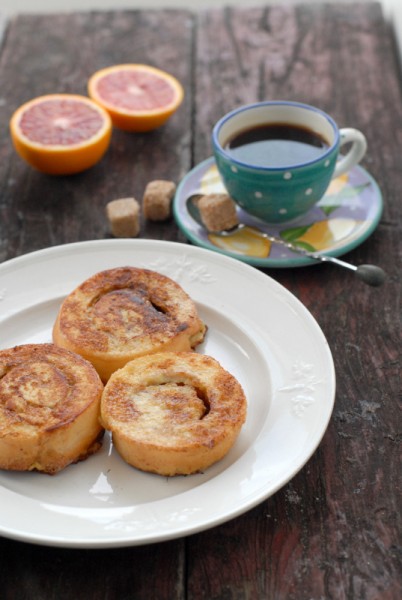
212, 101, 367, 223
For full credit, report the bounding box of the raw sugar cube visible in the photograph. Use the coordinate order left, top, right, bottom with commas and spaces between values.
143, 180, 176, 221
198, 193, 239, 232
106, 197, 140, 238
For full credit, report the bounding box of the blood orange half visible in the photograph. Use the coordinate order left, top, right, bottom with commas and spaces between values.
88, 64, 184, 132
10, 94, 112, 175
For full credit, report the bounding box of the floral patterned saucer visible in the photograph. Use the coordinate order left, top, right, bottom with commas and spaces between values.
173, 157, 383, 268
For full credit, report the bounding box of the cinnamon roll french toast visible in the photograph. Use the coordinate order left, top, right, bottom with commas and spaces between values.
100, 351, 247, 476
0, 343, 103, 474
53, 267, 206, 382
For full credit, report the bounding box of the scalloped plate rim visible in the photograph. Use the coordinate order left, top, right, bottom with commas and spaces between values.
0, 239, 335, 548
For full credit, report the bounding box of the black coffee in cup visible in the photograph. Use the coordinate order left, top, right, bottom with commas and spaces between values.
224, 123, 330, 168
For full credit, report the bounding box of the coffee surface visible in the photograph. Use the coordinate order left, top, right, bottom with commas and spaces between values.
224, 123, 329, 168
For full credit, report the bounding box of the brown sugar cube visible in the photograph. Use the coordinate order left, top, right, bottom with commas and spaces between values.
106, 197, 140, 238
143, 180, 176, 221
197, 193, 239, 232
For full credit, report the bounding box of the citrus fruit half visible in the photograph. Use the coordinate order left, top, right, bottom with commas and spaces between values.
10, 94, 112, 175
88, 64, 184, 132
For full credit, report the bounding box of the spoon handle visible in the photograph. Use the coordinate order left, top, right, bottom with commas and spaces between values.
265, 234, 386, 286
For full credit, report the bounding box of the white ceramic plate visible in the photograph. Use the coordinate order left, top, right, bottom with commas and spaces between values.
0, 239, 335, 548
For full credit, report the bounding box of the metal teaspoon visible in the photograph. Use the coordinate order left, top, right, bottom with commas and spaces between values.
186, 194, 386, 287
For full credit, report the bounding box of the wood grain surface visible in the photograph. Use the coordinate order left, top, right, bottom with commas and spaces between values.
0, 3, 400, 599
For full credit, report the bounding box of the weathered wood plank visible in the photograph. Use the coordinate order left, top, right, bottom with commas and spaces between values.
188, 3, 402, 599
0, 11, 192, 600
0, 10, 193, 263
0, 537, 185, 600
0, 12, 8, 49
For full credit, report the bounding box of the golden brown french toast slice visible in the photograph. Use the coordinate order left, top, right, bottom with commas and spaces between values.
53, 267, 206, 382
0, 343, 103, 474
100, 351, 247, 476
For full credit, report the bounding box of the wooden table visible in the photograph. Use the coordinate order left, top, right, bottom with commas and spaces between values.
0, 3, 400, 598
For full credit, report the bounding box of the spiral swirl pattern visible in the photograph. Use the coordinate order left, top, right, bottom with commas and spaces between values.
0, 344, 103, 474
101, 351, 247, 476
53, 267, 206, 382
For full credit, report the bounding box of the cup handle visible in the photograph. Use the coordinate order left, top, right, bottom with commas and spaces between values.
332, 128, 367, 178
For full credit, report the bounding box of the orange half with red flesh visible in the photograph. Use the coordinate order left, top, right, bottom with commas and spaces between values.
10, 94, 112, 175
88, 64, 184, 132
